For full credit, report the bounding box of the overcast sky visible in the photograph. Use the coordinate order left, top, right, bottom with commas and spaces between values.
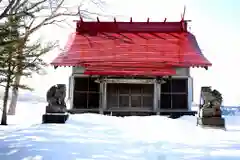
21, 0, 240, 106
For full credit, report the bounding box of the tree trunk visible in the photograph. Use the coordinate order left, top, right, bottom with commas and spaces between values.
1, 75, 11, 125
8, 40, 24, 115
8, 75, 21, 115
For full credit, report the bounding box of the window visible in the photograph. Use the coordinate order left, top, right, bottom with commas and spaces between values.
160, 78, 188, 110
73, 77, 99, 109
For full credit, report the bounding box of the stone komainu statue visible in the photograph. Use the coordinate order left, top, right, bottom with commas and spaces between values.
199, 86, 223, 118
46, 84, 67, 113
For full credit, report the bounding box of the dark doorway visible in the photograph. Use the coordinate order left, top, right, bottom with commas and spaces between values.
107, 83, 154, 109
161, 78, 188, 110
73, 77, 99, 109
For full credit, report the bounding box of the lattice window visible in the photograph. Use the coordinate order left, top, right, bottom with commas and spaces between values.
73, 77, 99, 109
107, 83, 153, 108
161, 78, 188, 109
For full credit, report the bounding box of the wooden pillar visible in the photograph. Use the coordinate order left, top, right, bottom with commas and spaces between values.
157, 81, 161, 114
69, 75, 75, 109
103, 81, 107, 110
99, 78, 107, 114
153, 79, 160, 112
188, 76, 193, 111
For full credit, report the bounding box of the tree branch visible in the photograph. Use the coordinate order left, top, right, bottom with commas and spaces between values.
0, 0, 16, 19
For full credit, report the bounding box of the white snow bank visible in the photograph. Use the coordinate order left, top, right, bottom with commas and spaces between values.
0, 101, 46, 135
0, 102, 240, 159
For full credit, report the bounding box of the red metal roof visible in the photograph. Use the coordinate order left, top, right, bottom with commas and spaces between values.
76, 20, 188, 33
51, 19, 211, 76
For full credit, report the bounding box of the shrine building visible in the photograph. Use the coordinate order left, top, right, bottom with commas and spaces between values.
51, 17, 211, 116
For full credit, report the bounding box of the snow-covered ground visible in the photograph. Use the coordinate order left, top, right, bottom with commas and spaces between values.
0, 102, 240, 160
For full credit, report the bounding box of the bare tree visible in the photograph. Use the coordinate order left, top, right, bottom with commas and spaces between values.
0, 0, 106, 20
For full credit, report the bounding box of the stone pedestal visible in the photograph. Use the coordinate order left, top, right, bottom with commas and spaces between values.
197, 117, 225, 129
42, 113, 69, 124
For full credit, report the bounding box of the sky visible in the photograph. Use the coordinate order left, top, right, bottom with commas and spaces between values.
20, 0, 240, 106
